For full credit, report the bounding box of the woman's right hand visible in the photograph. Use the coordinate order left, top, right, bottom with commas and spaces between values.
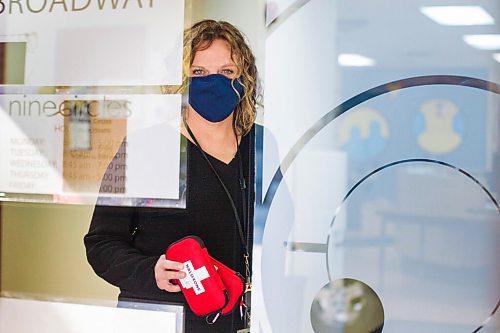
154, 255, 186, 292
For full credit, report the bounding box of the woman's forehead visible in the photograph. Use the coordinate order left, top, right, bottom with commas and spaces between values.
192, 39, 236, 66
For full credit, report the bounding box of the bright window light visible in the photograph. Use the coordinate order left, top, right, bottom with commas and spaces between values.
420, 6, 495, 26
494, 53, 500, 63
464, 34, 500, 50
338, 54, 375, 67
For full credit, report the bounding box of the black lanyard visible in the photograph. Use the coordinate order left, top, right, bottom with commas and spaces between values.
183, 119, 252, 286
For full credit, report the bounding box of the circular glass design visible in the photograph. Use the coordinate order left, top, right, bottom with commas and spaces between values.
326, 160, 499, 332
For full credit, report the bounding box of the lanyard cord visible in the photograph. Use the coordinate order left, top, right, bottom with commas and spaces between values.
183, 119, 251, 275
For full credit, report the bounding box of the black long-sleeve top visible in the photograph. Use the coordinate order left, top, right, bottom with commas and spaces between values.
84, 127, 255, 332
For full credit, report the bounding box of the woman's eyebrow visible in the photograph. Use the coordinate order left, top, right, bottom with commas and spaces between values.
190, 64, 237, 70
220, 63, 238, 67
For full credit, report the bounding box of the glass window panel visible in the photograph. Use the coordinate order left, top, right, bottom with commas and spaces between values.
256, 0, 499, 332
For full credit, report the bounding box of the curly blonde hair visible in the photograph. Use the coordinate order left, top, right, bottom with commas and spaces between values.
180, 20, 258, 135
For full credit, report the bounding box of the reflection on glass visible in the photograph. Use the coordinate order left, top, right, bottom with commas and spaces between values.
310, 278, 384, 333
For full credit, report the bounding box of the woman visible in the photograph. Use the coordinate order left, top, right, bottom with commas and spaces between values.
84, 20, 259, 332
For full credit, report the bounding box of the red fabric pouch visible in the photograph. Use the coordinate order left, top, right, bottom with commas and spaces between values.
209, 255, 245, 315
166, 236, 228, 316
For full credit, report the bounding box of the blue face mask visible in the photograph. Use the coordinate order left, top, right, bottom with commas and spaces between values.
188, 74, 244, 123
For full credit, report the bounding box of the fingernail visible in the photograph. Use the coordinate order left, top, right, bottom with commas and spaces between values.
178, 264, 184, 270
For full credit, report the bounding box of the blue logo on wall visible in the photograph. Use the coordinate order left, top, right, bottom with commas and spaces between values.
339, 107, 389, 159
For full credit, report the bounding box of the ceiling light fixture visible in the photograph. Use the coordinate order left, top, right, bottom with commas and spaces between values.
338, 54, 375, 67
464, 34, 500, 50
420, 6, 495, 26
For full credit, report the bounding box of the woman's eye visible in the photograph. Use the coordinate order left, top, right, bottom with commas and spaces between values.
191, 69, 205, 76
221, 69, 235, 77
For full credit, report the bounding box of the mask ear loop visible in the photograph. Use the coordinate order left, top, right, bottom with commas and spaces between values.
231, 76, 245, 137
231, 77, 244, 101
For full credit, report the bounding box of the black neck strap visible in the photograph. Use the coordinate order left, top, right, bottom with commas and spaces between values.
183, 119, 251, 266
